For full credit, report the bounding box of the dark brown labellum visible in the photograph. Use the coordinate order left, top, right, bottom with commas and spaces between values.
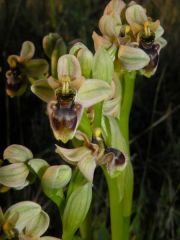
105, 147, 125, 165
140, 35, 160, 72
5, 67, 27, 96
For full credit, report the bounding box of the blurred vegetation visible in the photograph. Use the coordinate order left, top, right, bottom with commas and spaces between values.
0, 0, 179, 239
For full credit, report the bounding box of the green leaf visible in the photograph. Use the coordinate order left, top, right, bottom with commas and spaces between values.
92, 48, 113, 84
62, 183, 92, 240
0, 163, 29, 188
20, 41, 35, 61
28, 159, 49, 178
3, 144, 33, 163
31, 79, 55, 103
67, 169, 87, 199
76, 79, 112, 108
118, 45, 150, 70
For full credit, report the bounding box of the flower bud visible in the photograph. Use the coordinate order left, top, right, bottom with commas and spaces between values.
3, 144, 33, 163
43, 33, 60, 58
0, 163, 29, 188
51, 38, 67, 79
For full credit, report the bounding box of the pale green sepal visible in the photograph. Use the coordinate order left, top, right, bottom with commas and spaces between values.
155, 25, 164, 40
56, 145, 92, 164
155, 37, 167, 49
4, 201, 49, 235
28, 159, 49, 178
0, 163, 29, 188
92, 48, 113, 84
103, 96, 120, 117
25, 210, 49, 237
77, 155, 96, 182
57, 54, 81, 80
20, 41, 35, 61
76, 79, 112, 108
122, 162, 134, 217
118, 45, 150, 70
99, 15, 121, 38
41, 165, 72, 190
31, 79, 55, 103
62, 183, 92, 240
3, 144, 33, 163
24, 59, 49, 78
125, 4, 147, 25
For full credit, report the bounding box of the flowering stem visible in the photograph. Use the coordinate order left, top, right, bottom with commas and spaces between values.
105, 71, 136, 240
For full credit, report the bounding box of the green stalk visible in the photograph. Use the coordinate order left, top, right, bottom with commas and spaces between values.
105, 71, 136, 240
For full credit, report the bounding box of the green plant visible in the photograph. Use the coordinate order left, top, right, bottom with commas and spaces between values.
0, 1, 166, 239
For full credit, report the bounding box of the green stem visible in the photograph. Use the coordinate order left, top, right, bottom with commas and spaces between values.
105, 71, 136, 240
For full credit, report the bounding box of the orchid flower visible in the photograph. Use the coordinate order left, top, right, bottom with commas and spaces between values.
0, 201, 60, 240
92, 0, 167, 75
56, 130, 128, 182
31, 54, 113, 143
6, 41, 48, 97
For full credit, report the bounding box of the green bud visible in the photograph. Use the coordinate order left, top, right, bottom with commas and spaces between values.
42, 165, 72, 190
62, 183, 92, 240
70, 43, 93, 78
92, 48, 113, 84
51, 38, 67, 79
43, 33, 60, 58
0, 163, 29, 188
3, 144, 33, 163
41, 165, 71, 207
